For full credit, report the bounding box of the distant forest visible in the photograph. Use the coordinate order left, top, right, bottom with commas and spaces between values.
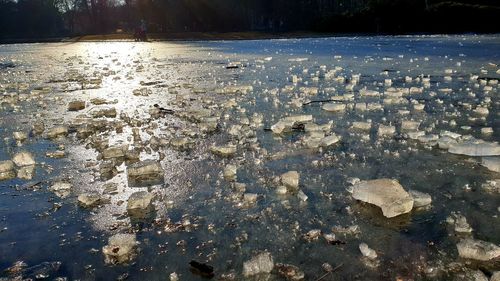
1, 0, 499, 39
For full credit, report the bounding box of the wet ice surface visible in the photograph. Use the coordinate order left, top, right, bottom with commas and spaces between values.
0, 35, 499, 280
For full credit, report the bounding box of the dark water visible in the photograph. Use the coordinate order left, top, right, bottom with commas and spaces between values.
0, 35, 499, 280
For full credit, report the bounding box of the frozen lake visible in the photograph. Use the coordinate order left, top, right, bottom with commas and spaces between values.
0, 35, 499, 280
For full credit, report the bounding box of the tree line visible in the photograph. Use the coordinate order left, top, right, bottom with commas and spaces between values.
0, 0, 499, 40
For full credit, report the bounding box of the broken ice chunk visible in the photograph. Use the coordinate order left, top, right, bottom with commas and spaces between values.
299, 87, 318, 95
127, 191, 154, 217
46, 150, 66, 158
409, 190, 432, 208
12, 151, 35, 167
270, 115, 313, 134
352, 179, 414, 218
359, 243, 377, 260
99, 160, 118, 180
448, 141, 500, 156
456, 238, 500, 261
49, 181, 72, 198
473, 107, 489, 116
351, 121, 371, 131
210, 144, 237, 157
280, 171, 300, 192
275, 263, 305, 281
481, 179, 500, 193
102, 145, 128, 159
68, 100, 86, 111
13, 131, 27, 142
453, 214, 473, 233
91, 107, 117, 118
223, 164, 237, 181
401, 121, 420, 132
481, 127, 493, 135
320, 134, 341, 147
78, 193, 103, 208
243, 252, 274, 276
0, 160, 15, 181
437, 136, 458, 150
322, 103, 346, 112
377, 125, 395, 137
170, 137, 195, 151
216, 85, 253, 95
102, 233, 138, 264
413, 103, 425, 111
481, 157, 499, 173
297, 190, 308, 201
127, 161, 164, 187
243, 193, 258, 205
17, 165, 35, 180
32, 121, 45, 135
45, 126, 68, 139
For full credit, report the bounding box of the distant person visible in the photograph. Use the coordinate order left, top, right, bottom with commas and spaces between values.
134, 19, 147, 41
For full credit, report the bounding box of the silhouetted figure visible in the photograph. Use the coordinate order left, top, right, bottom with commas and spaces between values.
134, 19, 147, 41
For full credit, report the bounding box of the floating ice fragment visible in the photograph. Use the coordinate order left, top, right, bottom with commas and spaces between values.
352, 179, 413, 218
456, 238, 500, 261
102, 234, 138, 264
297, 190, 308, 201
243, 193, 258, 204
12, 151, 35, 167
377, 125, 395, 137
243, 252, 274, 276
409, 190, 432, 208
102, 145, 128, 159
127, 191, 154, 216
216, 85, 253, 95
91, 107, 117, 118
276, 263, 305, 281
280, 171, 299, 192
210, 144, 237, 157
45, 126, 68, 139
481, 157, 499, 173
17, 165, 35, 180
68, 101, 85, 111
13, 131, 27, 142
78, 193, 103, 208
448, 141, 500, 156
127, 161, 164, 187
271, 115, 313, 134
0, 160, 15, 180
401, 121, 420, 132
49, 182, 72, 198
351, 121, 371, 131
322, 103, 346, 112
359, 243, 377, 260
223, 164, 237, 181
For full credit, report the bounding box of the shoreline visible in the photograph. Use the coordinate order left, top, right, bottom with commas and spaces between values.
1, 31, 499, 44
